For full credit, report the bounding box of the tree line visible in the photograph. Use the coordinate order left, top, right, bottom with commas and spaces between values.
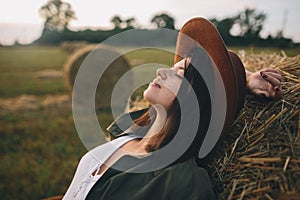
34, 0, 296, 48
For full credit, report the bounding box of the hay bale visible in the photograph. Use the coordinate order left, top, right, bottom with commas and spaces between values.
60, 41, 90, 53
210, 53, 300, 199
63, 44, 131, 110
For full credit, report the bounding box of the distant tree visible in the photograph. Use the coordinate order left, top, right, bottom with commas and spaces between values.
13, 39, 22, 46
275, 30, 283, 39
234, 8, 266, 38
151, 13, 175, 30
39, 0, 77, 32
125, 17, 137, 29
110, 15, 137, 30
210, 17, 236, 38
110, 15, 123, 29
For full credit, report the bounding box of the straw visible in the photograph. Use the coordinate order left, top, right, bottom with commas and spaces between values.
210, 52, 300, 199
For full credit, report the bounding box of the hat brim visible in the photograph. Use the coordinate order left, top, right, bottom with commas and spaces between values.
174, 17, 246, 139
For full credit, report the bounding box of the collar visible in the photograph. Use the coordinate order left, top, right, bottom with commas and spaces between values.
106, 108, 149, 138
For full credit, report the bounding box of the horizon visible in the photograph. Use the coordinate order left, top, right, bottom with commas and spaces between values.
1, 0, 300, 45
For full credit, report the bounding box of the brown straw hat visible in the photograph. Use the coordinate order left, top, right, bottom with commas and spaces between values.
174, 17, 246, 143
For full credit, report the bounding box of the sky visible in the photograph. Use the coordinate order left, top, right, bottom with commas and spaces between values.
0, 0, 299, 45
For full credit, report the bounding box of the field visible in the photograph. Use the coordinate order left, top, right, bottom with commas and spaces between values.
0, 45, 299, 199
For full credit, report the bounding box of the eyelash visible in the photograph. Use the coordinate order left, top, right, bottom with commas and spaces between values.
175, 74, 183, 79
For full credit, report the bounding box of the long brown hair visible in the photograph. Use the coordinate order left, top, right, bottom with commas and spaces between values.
133, 98, 181, 152
132, 47, 212, 162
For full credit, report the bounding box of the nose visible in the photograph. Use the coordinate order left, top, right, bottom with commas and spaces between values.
156, 68, 173, 79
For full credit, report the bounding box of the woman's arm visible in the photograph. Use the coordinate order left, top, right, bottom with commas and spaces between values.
246, 68, 282, 99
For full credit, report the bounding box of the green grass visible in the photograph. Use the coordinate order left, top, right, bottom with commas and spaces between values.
0, 45, 299, 199
0, 71, 66, 96
0, 46, 68, 71
0, 46, 69, 97
0, 107, 87, 199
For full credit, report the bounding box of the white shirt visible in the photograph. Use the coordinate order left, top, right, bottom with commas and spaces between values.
63, 134, 141, 200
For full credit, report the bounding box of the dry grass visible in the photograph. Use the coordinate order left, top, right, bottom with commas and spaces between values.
210, 52, 300, 199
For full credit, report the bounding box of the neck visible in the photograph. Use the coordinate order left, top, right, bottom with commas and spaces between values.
138, 104, 167, 149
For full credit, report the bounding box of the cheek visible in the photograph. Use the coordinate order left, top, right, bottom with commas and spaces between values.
158, 88, 176, 109
163, 89, 176, 102
143, 87, 176, 109
163, 80, 182, 96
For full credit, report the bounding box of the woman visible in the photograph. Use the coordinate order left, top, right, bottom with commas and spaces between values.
62, 18, 281, 200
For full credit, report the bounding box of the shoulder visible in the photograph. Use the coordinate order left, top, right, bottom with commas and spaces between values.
159, 158, 215, 199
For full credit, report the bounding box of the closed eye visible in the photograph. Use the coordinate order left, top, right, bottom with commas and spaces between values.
175, 74, 183, 79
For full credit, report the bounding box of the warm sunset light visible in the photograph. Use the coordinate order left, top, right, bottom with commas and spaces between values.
1, 1, 299, 199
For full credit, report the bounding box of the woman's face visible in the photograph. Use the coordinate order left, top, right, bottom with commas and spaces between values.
143, 58, 188, 110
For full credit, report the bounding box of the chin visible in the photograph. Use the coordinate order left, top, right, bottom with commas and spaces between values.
144, 89, 160, 106
143, 90, 153, 103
